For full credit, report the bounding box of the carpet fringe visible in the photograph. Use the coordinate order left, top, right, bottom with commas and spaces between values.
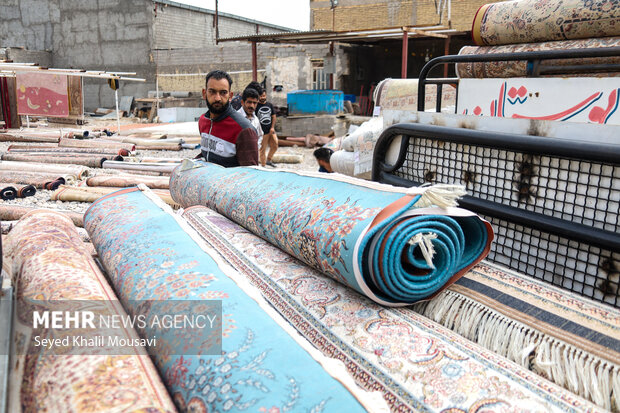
413, 291, 619, 411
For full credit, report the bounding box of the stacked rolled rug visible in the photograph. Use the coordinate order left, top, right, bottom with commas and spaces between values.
456, 0, 620, 124
330, 116, 384, 180
5, 210, 176, 412
169, 160, 493, 306
471, 0, 620, 46
84, 186, 385, 412
459, 0, 620, 79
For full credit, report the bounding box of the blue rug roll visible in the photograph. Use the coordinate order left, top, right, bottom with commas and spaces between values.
170, 161, 493, 306
84, 187, 378, 413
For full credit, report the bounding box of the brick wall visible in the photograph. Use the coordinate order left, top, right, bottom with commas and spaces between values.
311, 0, 502, 32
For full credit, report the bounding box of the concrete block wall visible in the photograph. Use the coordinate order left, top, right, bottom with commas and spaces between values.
0, 0, 155, 110
152, 1, 300, 104
154, 42, 325, 99
152, 1, 288, 49
0, 47, 52, 67
279, 115, 347, 137
0, 0, 292, 112
152, 2, 215, 49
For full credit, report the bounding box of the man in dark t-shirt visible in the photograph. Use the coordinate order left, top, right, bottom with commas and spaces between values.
256, 90, 278, 167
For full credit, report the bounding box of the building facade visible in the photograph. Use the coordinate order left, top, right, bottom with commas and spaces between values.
1, 0, 493, 111
310, 0, 502, 32
0, 0, 297, 110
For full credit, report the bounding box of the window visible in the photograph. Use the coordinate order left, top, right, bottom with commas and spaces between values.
311, 59, 328, 90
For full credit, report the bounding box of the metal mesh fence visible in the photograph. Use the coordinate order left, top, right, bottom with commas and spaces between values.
393, 137, 620, 307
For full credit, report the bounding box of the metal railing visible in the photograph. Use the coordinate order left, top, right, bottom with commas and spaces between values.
417, 46, 620, 112
373, 123, 620, 307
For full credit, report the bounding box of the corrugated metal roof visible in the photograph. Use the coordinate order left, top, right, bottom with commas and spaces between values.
217, 26, 466, 44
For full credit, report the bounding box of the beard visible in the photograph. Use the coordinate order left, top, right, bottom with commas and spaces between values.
206, 99, 229, 115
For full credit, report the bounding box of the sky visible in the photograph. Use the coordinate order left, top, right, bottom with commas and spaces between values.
175, 0, 311, 31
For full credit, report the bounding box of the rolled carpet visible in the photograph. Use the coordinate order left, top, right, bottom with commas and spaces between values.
134, 143, 182, 151
86, 174, 170, 189
0, 183, 36, 199
84, 186, 385, 412
181, 205, 605, 412
329, 150, 372, 180
0, 133, 59, 143
0, 205, 83, 226
59, 138, 135, 152
0, 161, 87, 180
0, 184, 16, 200
1, 153, 118, 168
373, 78, 456, 112
105, 136, 183, 145
15, 184, 36, 198
139, 157, 183, 164
51, 185, 179, 208
270, 153, 303, 164
457, 37, 620, 78
5, 210, 176, 413
0, 171, 68, 189
6, 143, 59, 150
170, 160, 494, 305
472, 0, 620, 46
8, 148, 129, 157
101, 160, 177, 174
7, 146, 131, 156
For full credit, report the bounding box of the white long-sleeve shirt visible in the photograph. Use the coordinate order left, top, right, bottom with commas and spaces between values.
237, 106, 263, 148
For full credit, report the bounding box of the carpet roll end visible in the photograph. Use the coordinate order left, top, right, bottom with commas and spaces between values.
408, 184, 468, 208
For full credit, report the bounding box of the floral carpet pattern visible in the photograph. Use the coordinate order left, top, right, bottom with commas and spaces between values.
473, 0, 620, 46
457, 37, 620, 78
84, 187, 378, 413
182, 206, 603, 413
169, 161, 493, 305
5, 210, 176, 413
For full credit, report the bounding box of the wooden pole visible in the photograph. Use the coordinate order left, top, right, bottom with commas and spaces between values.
252, 41, 258, 81
115, 88, 121, 135
215, 0, 219, 44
